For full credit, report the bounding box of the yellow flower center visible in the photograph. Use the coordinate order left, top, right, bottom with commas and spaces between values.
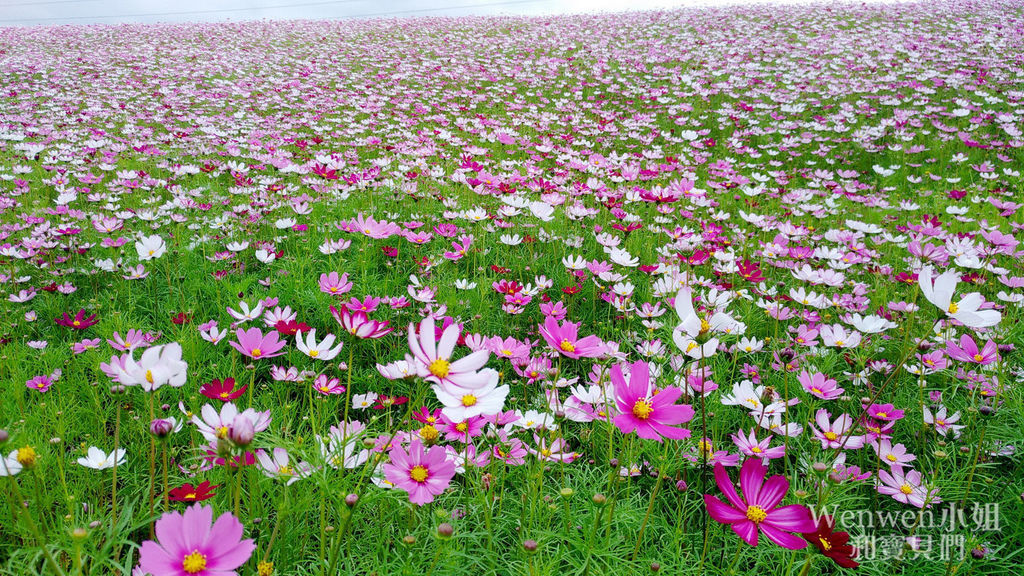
834, 340, 844, 347
461, 394, 477, 407
409, 465, 429, 483
811, 387, 822, 395
419, 425, 439, 442
329, 287, 338, 292
686, 341, 698, 353
184, 492, 197, 500
886, 454, 897, 462
631, 399, 654, 420
455, 422, 468, 433
751, 446, 762, 453
182, 550, 207, 574
699, 318, 710, 335
251, 348, 262, 358
217, 426, 229, 439
428, 358, 450, 379
73, 320, 81, 327
948, 302, 959, 314
899, 483, 914, 495
973, 354, 983, 362
319, 386, 330, 392
559, 339, 576, 353
219, 392, 230, 399
257, 560, 275, 576
819, 537, 832, 551
745, 505, 768, 523
145, 370, 155, 384
148, 250, 155, 256
278, 465, 293, 477
309, 350, 319, 357
824, 432, 838, 441
876, 412, 887, 419
16, 446, 36, 467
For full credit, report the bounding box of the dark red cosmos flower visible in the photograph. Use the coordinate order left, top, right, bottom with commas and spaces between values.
802, 516, 859, 568
381, 246, 398, 258
372, 395, 408, 410
168, 481, 220, 502
171, 312, 191, 325
56, 309, 98, 330
275, 319, 312, 336
200, 378, 247, 402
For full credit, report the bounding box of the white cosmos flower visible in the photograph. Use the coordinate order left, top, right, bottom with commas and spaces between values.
295, 329, 343, 361
919, 266, 1001, 328
433, 368, 509, 421
77, 447, 126, 470
135, 235, 166, 261
117, 343, 187, 391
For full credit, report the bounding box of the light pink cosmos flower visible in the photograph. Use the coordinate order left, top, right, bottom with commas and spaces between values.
408, 316, 490, 390
383, 439, 456, 505
872, 439, 917, 467
731, 428, 786, 462
798, 370, 843, 400
137, 503, 254, 576
819, 324, 862, 349
810, 409, 865, 450
538, 315, 605, 359
611, 360, 693, 442
923, 405, 964, 438
193, 402, 271, 442
229, 327, 286, 360
704, 459, 816, 549
877, 466, 938, 508
319, 272, 352, 296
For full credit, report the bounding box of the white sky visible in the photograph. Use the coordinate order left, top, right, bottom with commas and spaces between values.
0, 0, 911, 27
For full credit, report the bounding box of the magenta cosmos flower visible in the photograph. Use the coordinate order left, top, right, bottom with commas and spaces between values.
228, 327, 286, 360
704, 459, 816, 549
55, 309, 98, 330
383, 439, 456, 505
611, 360, 693, 442
408, 316, 490, 390
538, 316, 605, 359
137, 503, 254, 576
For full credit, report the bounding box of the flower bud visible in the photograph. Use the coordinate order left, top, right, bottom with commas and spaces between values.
437, 523, 454, 539
592, 493, 606, 505
345, 493, 359, 508
559, 487, 574, 499
0, 429, 8, 445
150, 419, 174, 439
229, 415, 255, 447
402, 534, 416, 545
522, 539, 538, 552
812, 462, 828, 473
651, 563, 661, 572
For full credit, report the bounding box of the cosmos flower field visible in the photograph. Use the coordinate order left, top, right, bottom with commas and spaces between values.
1, 0, 1024, 574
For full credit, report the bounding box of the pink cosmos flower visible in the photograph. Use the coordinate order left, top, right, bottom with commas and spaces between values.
872, 439, 917, 467
382, 439, 456, 505
810, 409, 865, 450
137, 503, 254, 576
229, 327, 286, 360
330, 305, 393, 339
611, 360, 693, 442
923, 405, 964, 438
944, 334, 998, 365
538, 315, 605, 359
319, 271, 353, 296
408, 316, 490, 390
877, 466, 938, 508
797, 370, 843, 400
704, 458, 816, 548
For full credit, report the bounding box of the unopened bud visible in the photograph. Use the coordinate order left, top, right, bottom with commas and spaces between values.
437, 523, 454, 539
592, 493, 606, 505
345, 493, 359, 508
229, 415, 255, 447
522, 539, 538, 552
150, 419, 174, 439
